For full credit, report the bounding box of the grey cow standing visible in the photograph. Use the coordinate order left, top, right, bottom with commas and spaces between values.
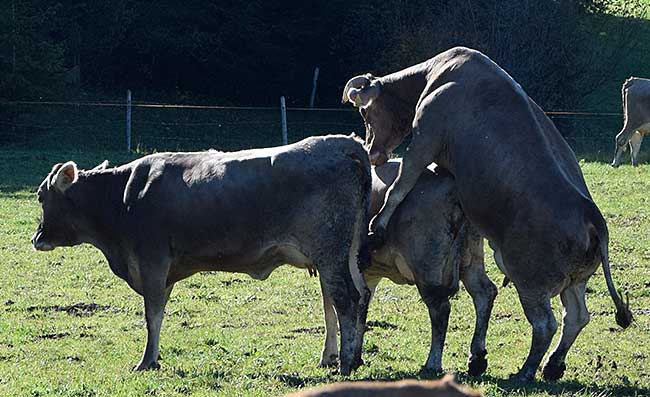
342, 47, 632, 381
32, 135, 372, 375
319, 159, 497, 376
612, 77, 650, 167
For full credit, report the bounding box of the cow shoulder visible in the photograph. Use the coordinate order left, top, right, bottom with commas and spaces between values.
123, 156, 167, 208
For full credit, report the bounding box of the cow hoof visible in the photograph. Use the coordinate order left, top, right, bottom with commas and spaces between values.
467, 355, 488, 376
542, 362, 566, 381
133, 361, 161, 371
508, 371, 534, 383
318, 354, 339, 368
418, 366, 443, 379
339, 364, 352, 376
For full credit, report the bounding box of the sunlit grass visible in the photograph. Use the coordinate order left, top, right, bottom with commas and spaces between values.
0, 150, 648, 396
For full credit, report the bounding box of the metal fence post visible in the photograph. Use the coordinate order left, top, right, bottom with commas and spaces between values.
280, 96, 287, 145
126, 89, 132, 152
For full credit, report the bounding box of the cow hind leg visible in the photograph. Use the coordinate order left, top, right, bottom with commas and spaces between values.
319, 278, 339, 367
461, 244, 497, 376
319, 277, 378, 368
317, 261, 361, 376
512, 292, 557, 381
134, 281, 173, 371
542, 281, 590, 381
417, 282, 456, 375
630, 131, 644, 166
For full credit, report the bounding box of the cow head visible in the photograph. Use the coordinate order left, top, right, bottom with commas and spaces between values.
342, 74, 413, 166
32, 161, 84, 251
611, 140, 626, 168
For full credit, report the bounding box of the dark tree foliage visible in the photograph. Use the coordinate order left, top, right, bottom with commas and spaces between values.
0, 0, 647, 108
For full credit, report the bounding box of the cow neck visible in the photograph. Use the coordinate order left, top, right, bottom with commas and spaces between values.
380, 61, 429, 110
67, 168, 131, 253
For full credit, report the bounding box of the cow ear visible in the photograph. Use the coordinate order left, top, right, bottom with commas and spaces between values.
91, 160, 109, 171
52, 161, 78, 192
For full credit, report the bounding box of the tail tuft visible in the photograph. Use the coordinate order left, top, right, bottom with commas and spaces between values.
615, 290, 633, 329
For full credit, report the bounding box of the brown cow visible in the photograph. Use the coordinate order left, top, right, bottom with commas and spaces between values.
342, 47, 632, 381
32, 135, 372, 375
280, 374, 481, 397
318, 159, 496, 376
612, 77, 650, 167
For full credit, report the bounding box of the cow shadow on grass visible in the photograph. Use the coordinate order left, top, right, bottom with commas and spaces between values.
268, 369, 419, 390
456, 373, 650, 397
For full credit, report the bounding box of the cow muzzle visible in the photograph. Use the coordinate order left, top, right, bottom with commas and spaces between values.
369, 151, 388, 166
611, 146, 626, 168
32, 229, 54, 251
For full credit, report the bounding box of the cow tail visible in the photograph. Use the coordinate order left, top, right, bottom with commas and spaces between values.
591, 206, 633, 329
622, 78, 632, 124
356, 153, 373, 274
444, 218, 469, 294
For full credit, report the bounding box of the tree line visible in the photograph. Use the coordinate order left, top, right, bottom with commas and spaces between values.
0, 0, 648, 110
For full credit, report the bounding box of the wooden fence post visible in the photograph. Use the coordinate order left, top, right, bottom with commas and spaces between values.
126, 89, 132, 152
309, 66, 319, 108
280, 96, 288, 145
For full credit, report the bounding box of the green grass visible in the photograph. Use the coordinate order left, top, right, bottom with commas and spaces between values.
0, 150, 649, 397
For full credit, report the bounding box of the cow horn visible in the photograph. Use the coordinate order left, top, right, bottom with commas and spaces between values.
91, 160, 109, 171
341, 74, 372, 104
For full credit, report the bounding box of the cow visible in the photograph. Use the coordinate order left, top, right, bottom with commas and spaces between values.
280, 374, 481, 397
342, 47, 633, 381
31, 135, 372, 375
612, 77, 650, 167
318, 159, 497, 377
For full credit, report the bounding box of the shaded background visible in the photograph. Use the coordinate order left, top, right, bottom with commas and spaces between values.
1, 0, 649, 159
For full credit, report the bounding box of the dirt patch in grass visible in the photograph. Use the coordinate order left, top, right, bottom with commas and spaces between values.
27, 302, 111, 317
367, 320, 398, 330
39, 332, 70, 340
290, 326, 324, 334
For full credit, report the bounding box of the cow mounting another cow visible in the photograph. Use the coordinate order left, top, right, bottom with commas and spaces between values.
343, 46, 633, 381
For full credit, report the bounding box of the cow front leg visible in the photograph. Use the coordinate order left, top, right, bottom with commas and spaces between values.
461, 240, 497, 376
542, 281, 589, 381
370, 147, 432, 246
134, 281, 173, 371
512, 292, 557, 381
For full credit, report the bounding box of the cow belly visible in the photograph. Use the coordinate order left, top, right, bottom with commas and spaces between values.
170, 243, 313, 283
366, 248, 415, 285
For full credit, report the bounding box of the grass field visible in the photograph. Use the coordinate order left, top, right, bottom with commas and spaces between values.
0, 149, 649, 397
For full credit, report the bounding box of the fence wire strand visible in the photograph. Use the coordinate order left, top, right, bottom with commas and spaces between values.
0, 99, 627, 161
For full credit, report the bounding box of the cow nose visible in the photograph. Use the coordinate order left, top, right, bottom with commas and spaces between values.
31, 229, 50, 251
369, 151, 388, 166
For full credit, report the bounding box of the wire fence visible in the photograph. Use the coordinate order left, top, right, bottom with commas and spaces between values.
0, 98, 631, 162
0, 100, 364, 153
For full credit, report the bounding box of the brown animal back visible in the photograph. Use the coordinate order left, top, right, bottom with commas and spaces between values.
279, 376, 481, 397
